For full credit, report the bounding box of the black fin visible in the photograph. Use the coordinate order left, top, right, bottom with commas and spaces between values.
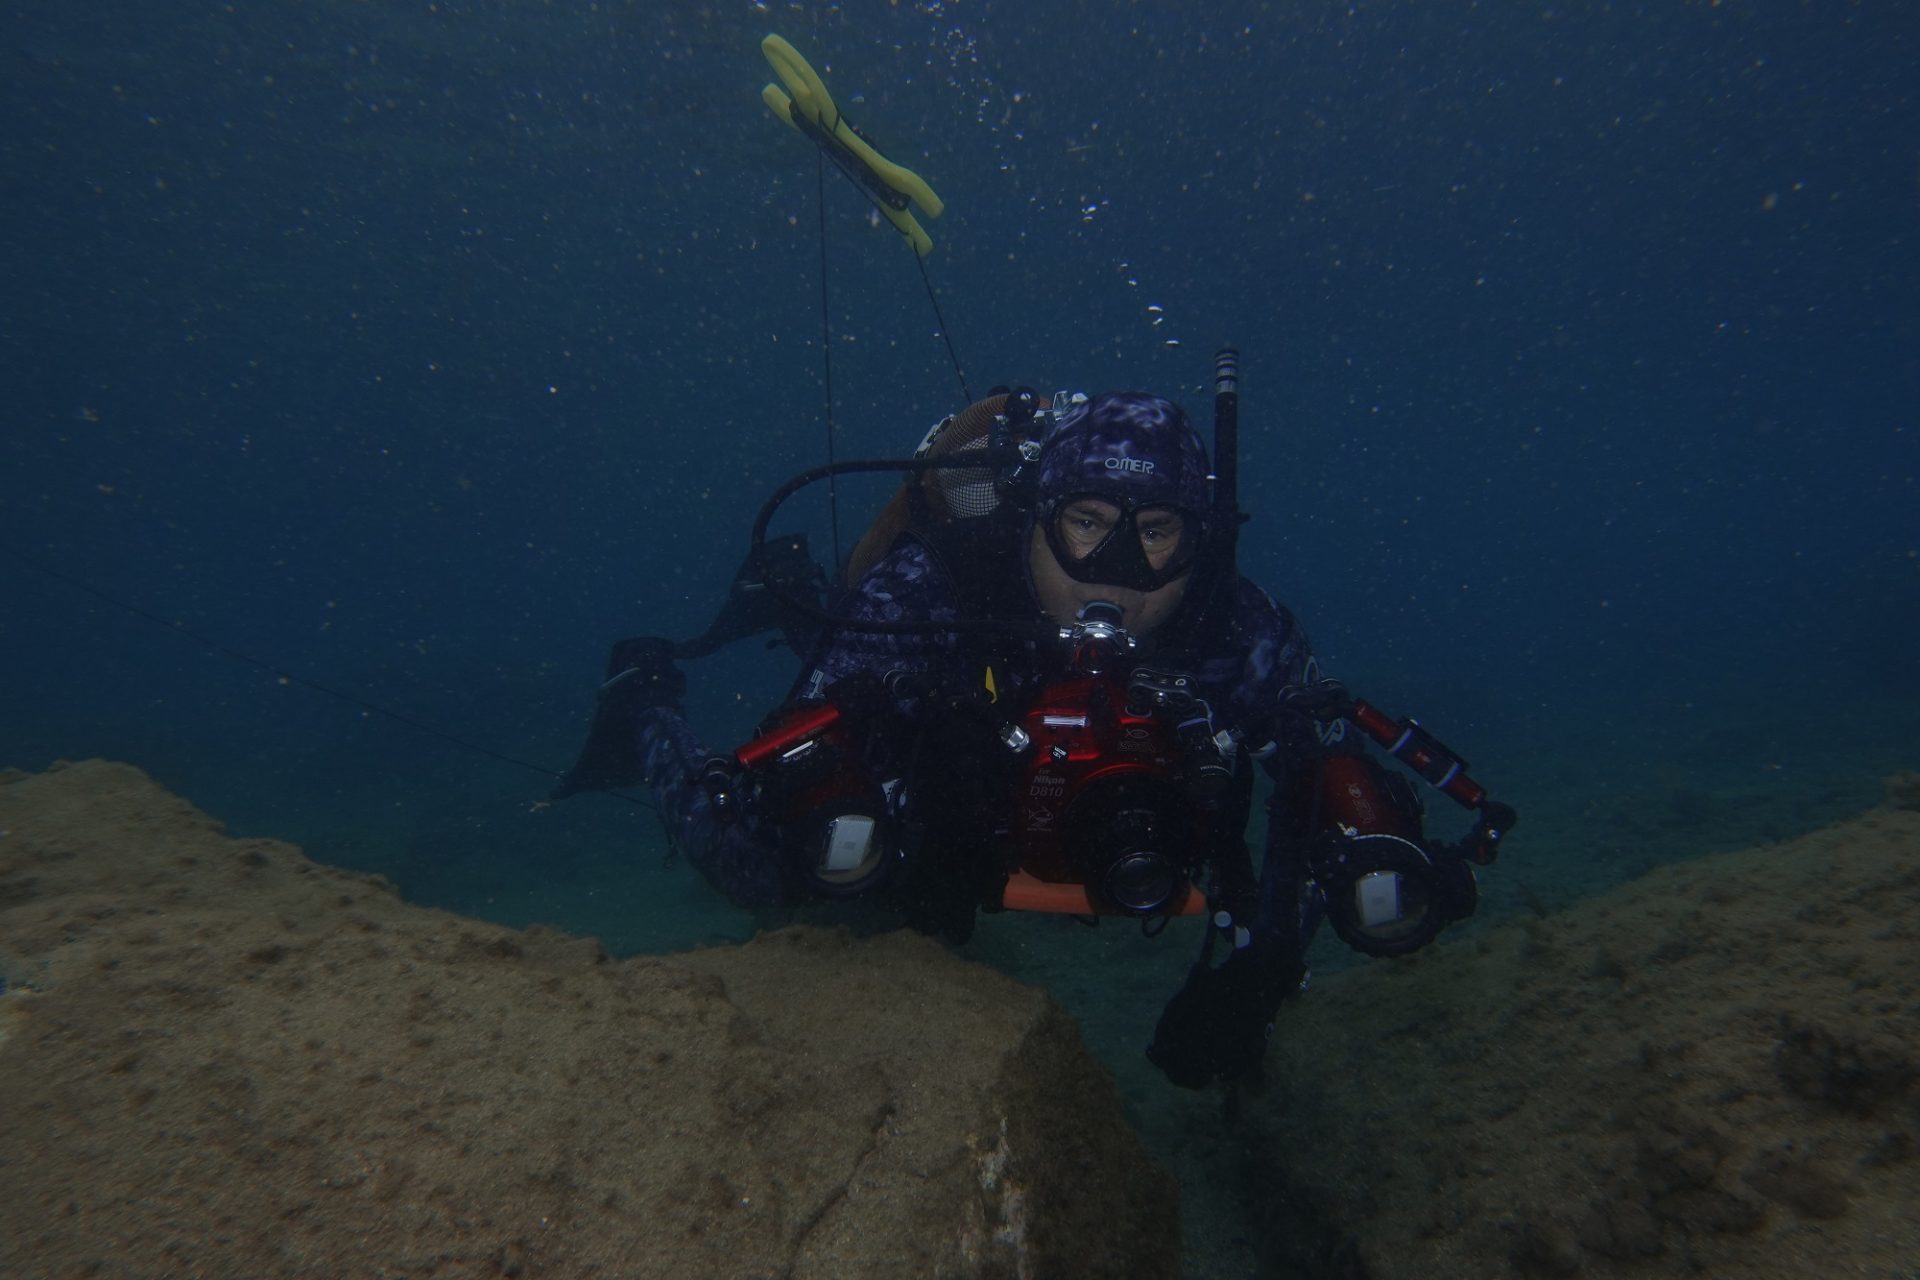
549, 638, 680, 801
674, 533, 827, 661
550, 696, 640, 800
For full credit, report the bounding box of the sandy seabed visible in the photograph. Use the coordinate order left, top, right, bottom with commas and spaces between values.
0, 759, 1179, 1280
1229, 772, 1920, 1278
4, 759, 1917, 1279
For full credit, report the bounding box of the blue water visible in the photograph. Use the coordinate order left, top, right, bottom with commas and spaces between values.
3, 1, 1915, 1270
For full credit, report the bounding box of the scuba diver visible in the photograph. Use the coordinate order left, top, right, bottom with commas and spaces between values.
551, 373, 1515, 1089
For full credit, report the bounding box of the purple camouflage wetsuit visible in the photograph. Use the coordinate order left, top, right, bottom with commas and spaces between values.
632, 534, 1343, 952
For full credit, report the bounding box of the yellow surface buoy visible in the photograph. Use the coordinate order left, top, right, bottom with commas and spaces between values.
760, 34, 945, 257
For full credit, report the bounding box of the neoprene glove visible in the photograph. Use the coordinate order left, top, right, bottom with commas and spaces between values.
1146, 943, 1295, 1089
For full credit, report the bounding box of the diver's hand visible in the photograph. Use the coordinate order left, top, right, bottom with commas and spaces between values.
1146, 945, 1293, 1089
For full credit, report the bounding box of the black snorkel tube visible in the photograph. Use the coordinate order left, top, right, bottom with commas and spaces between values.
1153, 347, 1247, 651
1211, 347, 1244, 581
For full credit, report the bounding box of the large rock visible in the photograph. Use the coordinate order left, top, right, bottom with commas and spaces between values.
0, 760, 1180, 1279
1243, 776, 1920, 1278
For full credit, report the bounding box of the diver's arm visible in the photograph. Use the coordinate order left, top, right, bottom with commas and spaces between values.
1149, 744, 1438, 1089
548, 633, 798, 907
633, 705, 796, 908
1148, 584, 1320, 1088
641, 541, 963, 910
1150, 581, 1483, 1087
789, 540, 961, 714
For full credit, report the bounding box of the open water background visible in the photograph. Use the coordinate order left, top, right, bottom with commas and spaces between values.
4, 3, 1915, 1272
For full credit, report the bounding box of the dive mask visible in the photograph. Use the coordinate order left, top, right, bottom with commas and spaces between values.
1042, 494, 1201, 593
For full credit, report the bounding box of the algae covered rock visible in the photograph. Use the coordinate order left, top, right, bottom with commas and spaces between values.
1240, 791, 1920, 1279
0, 760, 1179, 1279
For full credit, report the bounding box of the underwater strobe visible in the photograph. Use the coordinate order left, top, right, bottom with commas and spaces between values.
1306, 701, 1516, 957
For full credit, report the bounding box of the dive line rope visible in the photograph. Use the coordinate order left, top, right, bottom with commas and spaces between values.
915, 250, 972, 406
802, 101, 970, 580
815, 148, 844, 574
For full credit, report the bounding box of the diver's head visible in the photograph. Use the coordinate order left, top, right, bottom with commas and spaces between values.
1027, 391, 1210, 635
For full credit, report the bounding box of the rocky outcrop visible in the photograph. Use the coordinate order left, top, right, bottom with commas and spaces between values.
0, 760, 1179, 1279
1244, 776, 1920, 1278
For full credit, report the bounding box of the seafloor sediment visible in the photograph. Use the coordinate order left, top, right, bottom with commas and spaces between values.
0, 759, 1180, 1280
4, 759, 1915, 1279
1241, 773, 1920, 1278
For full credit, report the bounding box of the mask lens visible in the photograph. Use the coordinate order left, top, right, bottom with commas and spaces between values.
1133, 504, 1187, 567
1047, 497, 1196, 590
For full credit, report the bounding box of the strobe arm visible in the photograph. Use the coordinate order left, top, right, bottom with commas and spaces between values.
1344, 698, 1515, 865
